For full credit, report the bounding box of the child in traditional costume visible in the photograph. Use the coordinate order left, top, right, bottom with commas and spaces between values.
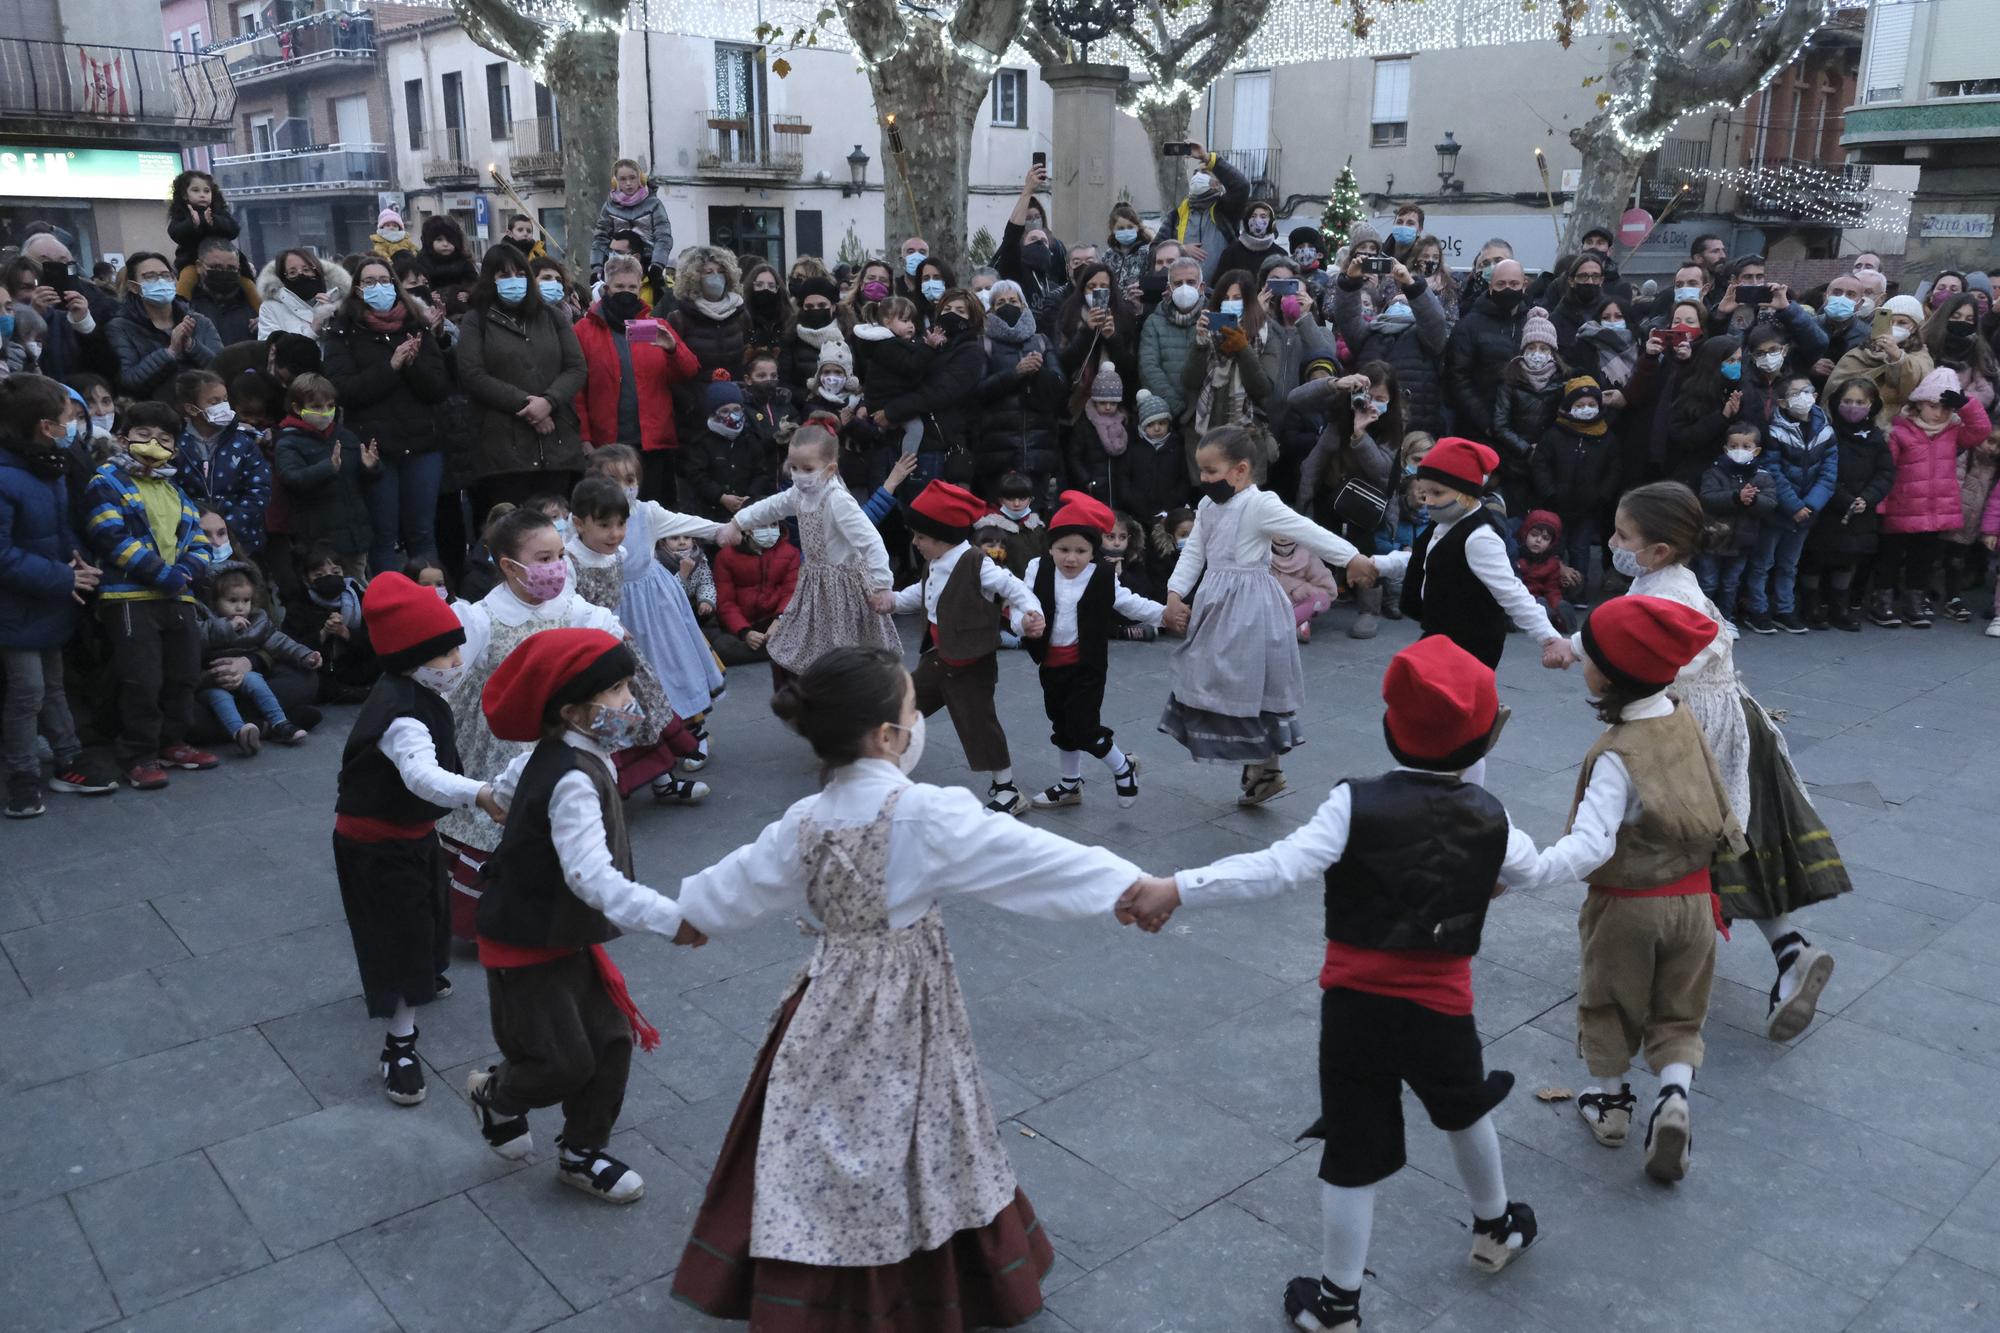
1118, 636, 1543, 1333
891, 479, 1044, 815
668, 645, 1145, 1330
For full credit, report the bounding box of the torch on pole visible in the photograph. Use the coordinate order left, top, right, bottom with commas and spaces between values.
1533, 147, 1564, 251
487, 163, 566, 263
884, 113, 923, 239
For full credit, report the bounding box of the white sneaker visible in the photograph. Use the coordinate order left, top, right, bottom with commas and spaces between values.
1985, 617, 2000, 639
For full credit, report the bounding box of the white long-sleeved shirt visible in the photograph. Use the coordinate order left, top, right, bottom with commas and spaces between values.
676, 758, 1142, 934
491, 732, 685, 938
629, 498, 720, 550
1566, 563, 1734, 684
1523, 693, 1676, 888
1173, 769, 1546, 904
731, 484, 893, 590
456, 583, 624, 671
379, 716, 486, 810
1010, 558, 1164, 643
1168, 486, 1359, 599
1374, 508, 1561, 645
890, 541, 1040, 625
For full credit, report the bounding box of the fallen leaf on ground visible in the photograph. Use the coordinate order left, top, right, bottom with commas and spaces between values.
1536, 1087, 1574, 1102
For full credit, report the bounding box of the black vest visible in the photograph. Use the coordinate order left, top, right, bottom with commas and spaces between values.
336, 674, 463, 824
1399, 506, 1512, 668
476, 740, 629, 948
1323, 772, 1510, 957
1024, 559, 1114, 667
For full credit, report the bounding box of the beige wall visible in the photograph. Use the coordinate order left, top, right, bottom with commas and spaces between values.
57, 0, 167, 48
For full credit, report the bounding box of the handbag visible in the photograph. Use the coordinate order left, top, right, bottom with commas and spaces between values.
1331, 474, 1388, 532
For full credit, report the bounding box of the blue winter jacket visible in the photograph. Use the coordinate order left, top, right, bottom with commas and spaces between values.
83, 459, 212, 602
1762, 404, 1839, 528
0, 446, 81, 649
175, 421, 272, 554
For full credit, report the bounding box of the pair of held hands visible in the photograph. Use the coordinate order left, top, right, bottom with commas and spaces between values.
1114, 865, 1514, 933
1162, 555, 1379, 636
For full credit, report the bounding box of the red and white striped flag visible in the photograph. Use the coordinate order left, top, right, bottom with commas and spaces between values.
77, 48, 132, 120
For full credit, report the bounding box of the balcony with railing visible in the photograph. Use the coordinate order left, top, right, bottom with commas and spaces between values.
418, 127, 477, 184
0, 39, 236, 140
211, 142, 389, 196
506, 117, 562, 182
207, 10, 377, 87
1636, 136, 1713, 208
1735, 159, 1874, 225
694, 111, 808, 179
1217, 147, 1280, 203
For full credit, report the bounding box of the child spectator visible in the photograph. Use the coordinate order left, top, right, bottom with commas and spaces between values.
274, 373, 379, 576
173, 369, 271, 558
166, 169, 240, 276
403, 554, 451, 596
741, 350, 795, 457
283, 546, 375, 701
993, 470, 1047, 573
711, 522, 801, 667
1876, 366, 1993, 628
1115, 389, 1190, 531
457, 502, 511, 604
526, 492, 570, 540
851, 296, 935, 466
198, 564, 318, 752
1379, 431, 1436, 616
1491, 308, 1566, 514
1803, 378, 1896, 631
1071, 362, 1131, 503
1152, 506, 1195, 585
1529, 376, 1621, 596
1697, 421, 1779, 628
1105, 512, 1164, 630
588, 158, 673, 276
1, 375, 113, 816
370, 209, 416, 262
1271, 536, 1337, 643
1749, 373, 1839, 634
83, 400, 219, 789
659, 534, 716, 624
682, 372, 776, 523
1515, 510, 1571, 633
73, 373, 120, 440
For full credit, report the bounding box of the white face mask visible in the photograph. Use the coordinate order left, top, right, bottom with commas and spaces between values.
750, 526, 780, 548
1754, 350, 1786, 373
975, 288, 992, 309
1189, 171, 1214, 196
203, 402, 235, 428
90, 411, 116, 434
1726, 447, 1758, 466
1889, 323, 1914, 344
1522, 350, 1555, 372
791, 466, 831, 492
886, 714, 925, 775
1569, 404, 1600, 422
818, 374, 846, 396
413, 659, 468, 695
1170, 283, 1202, 312
1610, 546, 1647, 578
379, 226, 405, 242
1856, 297, 1876, 319
1785, 391, 1816, 419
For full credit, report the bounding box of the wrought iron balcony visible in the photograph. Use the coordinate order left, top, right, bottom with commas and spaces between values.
0, 38, 235, 139
417, 127, 477, 184
506, 117, 562, 182
1217, 147, 1280, 203
694, 110, 808, 179
1637, 136, 1713, 208
211, 142, 389, 196
207, 10, 377, 87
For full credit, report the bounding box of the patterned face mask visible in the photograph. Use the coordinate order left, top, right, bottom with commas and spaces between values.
579, 698, 646, 749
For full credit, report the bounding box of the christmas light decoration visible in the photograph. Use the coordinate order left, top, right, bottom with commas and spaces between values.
1684, 160, 1914, 233
1323, 158, 1362, 248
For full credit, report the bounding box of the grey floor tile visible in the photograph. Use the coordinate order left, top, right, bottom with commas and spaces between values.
1927, 1164, 2000, 1282
634, 1092, 740, 1182
1841, 971, 2000, 1071
86, 1028, 319, 1172
148, 851, 346, 955
533, 1274, 734, 1331
68, 1152, 271, 1315
338, 1194, 573, 1333
2, 901, 190, 996
1024, 924, 1291, 1043
1005, 1123, 1177, 1272
0, 1196, 121, 1333
0, 970, 199, 1094
96, 1243, 397, 1333
151, 921, 365, 1031
1763, 1018, 2000, 1169
1845, 1249, 2000, 1333
1129, 985, 1321, 1143
967, 986, 1152, 1101
625, 994, 760, 1106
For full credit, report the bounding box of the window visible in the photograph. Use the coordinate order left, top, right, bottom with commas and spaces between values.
403, 78, 424, 151
1862, 3, 1913, 104
249, 113, 275, 155
991, 68, 1027, 128
331, 94, 369, 146
234, 1, 260, 36
1231, 71, 1271, 152
442, 70, 465, 156
1370, 56, 1410, 147
714, 44, 764, 163
187, 24, 201, 53
171, 33, 183, 63
485, 62, 512, 140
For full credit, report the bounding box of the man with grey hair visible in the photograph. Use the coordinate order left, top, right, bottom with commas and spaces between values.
188, 236, 256, 344
1140, 255, 1205, 421
19, 231, 114, 380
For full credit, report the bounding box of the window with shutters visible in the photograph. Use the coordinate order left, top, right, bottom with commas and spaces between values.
1862, 3, 1913, 104
991, 69, 1027, 129
1371, 57, 1410, 147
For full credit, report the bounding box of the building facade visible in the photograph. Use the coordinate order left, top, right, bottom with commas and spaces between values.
1843, 0, 2000, 276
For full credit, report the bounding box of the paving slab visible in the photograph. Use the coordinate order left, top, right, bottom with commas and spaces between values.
68, 1151, 271, 1316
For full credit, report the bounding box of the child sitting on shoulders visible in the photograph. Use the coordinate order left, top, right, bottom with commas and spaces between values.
199, 563, 319, 753
167, 169, 241, 277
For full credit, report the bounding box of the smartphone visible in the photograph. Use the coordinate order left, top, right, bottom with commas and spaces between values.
1735, 283, 1772, 305
1162, 141, 1196, 157
1655, 327, 1693, 349
1360, 255, 1394, 275
1085, 287, 1109, 310
1031, 150, 1046, 172
1266, 277, 1301, 297
1209, 310, 1239, 333
626, 317, 659, 343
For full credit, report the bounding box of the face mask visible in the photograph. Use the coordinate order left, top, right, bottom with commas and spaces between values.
1890, 323, 1914, 344
379, 226, 405, 242
1170, 284, 1202, 312
1021, 243, 1052, 271
1189, 171, 1214, 196
1611, 546, 1647, 578
1837, 400, 1872, 424
300, 407, 337, 430
552, 517, 572, 539
578, 698, 645, 749
1726, 447, 1758, 466
1602, 319, 1627, 333
748, 288, 780, 312
709, 414, 744, 439
817, 374, 846, 397
1000, 502, 1031, 520
201, 270, 238, 296
1674, 285, 1701, 302
1785, 391, 1816, 418
919, 278, 945, 302
993, 304, 1024, 326
903, 252, 926, 277
1218, 298, 1243, 318
975, 289, 993, 309
798, 306, 834, 328
860, 280, 890, 302
604, 291, 645, 322
1569, 282, 1602, 305
203, 402, 234, 428
505, 556, 568, 601
65, 417, 84, 445
209, 541, 232, 563
1293, 246, 1319, 266
537, 279, 566, 305
1754, 349, 1786, 373
1856, 297, 1876, 319
408, 285, 432, 306
90, 411, 115, 434
1719, 359, 1742, 382
359, 282, 399, 312
1279, 295, 1303, 321
1488, 288, 1523, 311
1822, 295, 1855, 321
1569, 404, 1599, 422
1522, 350, 1555, 372
791, 466, 831, 493
309, 573, 345, 600
937, 311, 968, 337
701, 273, 727, 300
1199, 477, 1238, 505
495, 276, 528, 305
1946, 324, 1977, 350
886, 713, 925, 775
750, 526, 780, 548
1389, 225, 1417, 246
140, 277, 176, 305
1247, 215, 1271, 236
1113, 227, 1138, 246
413, 659, 468, 695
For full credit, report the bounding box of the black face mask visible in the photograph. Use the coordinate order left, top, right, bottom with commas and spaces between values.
1568, 282, 1601, 305
744, 382, 778, 403
787, 277, 806, 300
992, 304, 1023, 327
309, 574, 344, 601
798, 306, 834, 329
1945, 323, 1976, 350
604, 291, 645, 323
1488, 288, 1524, 312
203, 270, 237, 296
1198, 478, 1239, 505
283, 273, 324, 301
1021, 243, 1052, 271
749, 288, 780, 312
937, 311, 969, 338
408, 285, 433, 305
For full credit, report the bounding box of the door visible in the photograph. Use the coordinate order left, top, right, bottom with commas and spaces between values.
714, 43, 762, 164
332, 94, 369, 147
708, 206, 783, 268
442, 70, 466, 160
795, 209, 823, 263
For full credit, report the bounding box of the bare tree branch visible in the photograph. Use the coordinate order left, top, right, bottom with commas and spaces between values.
951, 0, 1031, 61
1182, 0, 1272, 89
447, 0, 550, 65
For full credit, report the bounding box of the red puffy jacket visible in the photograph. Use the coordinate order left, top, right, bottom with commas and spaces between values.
572, 305, 701, 453
713, 541, 800, 634
1881, 396, 1992, 534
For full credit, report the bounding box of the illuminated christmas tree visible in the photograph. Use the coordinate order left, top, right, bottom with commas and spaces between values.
1322, 157, 1363, 250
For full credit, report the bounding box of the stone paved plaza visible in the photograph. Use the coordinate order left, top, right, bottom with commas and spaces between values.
4, 609, 2000, 1333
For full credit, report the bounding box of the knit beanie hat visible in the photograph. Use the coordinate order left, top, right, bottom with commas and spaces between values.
1520, 508, 1564, 549
377, 208, 404, 230
1521, 306, 1558, 350
1089, 361, 1124, 402
1136, 390, 1173, 430
1909, 365, 1962, 403
1346, 221, 1383, 251
1560, 376, 1603, 413
814, 341, 854, 375
1882, 294, 1924, 324
1581, 595, 1717, 692
1288, 226, 1326, 253
799, 275, 840, 304
481, 628, 637, 742
363, 572, 465, 672
1381, 636, 1502, 772
705, 369, 743, 412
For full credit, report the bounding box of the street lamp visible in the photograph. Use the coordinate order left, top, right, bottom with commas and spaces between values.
1435, 131, 1465, 194
843, 144, 870, 197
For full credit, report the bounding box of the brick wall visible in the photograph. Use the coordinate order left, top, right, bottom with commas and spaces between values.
1771, 253, 1908, 297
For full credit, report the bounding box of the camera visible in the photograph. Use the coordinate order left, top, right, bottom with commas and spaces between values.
1351, 391, 1375, 413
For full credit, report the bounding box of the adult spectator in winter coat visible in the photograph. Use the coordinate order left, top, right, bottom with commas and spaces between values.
993, 165, 1070, 316
1665, 336, 1746, 487
838, 258, 896, 341
1251, 256, 1339, 498
1331, 255, 1450, 437
106, 252, 222, 404
1056, 263, 1140, 420
453, 244, 587, 516
666, 246, 752, 425
1823, 294, 1934, 428
186, 239, 258, 346
17, 234, 118, 383
973, 279, 1068, 498
574, 253, 703, 505
1809, 270, 1874, 378
589, 158, 674, 274
1215, 201, 1286, 288
922, 290, 988, 463
1139, 257, 1204, 422
1565, 294, 1642, 410
780, 275, 846, 400
319, 256, 452, 573
255, 249, 349, 340
416, 216, 480, 324
1165, 142, 1250, 282
743, 260, 792, 356
1181, 269, 1277, 477
1443, 258, 1530, 443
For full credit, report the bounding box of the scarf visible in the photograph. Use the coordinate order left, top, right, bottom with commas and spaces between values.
1370, 303, 1416, 335
1234, 229, 1279, 253
362, 307, 408, 334
279, 412, 335, 439
1086, 409, 1129, 457
113, 451, 176, 481
608, 184, 650, 208
1195, 325, 1263, 435
1579, 320, 1639, 386
1561, 414, 1609, 439
1907, 409, 1957, 438
1516, 356, 1556, 392
794, 319, 846, 350
306, 575, 363, 629
1161, 300, 1200, 329
984, 305, 1039, 346
693, 291, 744, 321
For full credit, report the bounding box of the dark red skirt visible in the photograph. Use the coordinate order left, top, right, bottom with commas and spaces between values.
670, 986, 1055, 1331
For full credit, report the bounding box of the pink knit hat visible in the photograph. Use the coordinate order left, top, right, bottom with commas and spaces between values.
378, 208, 404, 229
1908, 365, 1962, 404
1521, 306, 1558, 350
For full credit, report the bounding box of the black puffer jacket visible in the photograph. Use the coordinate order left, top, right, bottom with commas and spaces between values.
973, 309, 1067, 493
1443, 293, 1528, 439
1491, 360, 1562, 507
1529, 421, 1623, 518
1332, 276, 1450, 436
318, 313, 450, 458
1804, 418, 1897, 557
